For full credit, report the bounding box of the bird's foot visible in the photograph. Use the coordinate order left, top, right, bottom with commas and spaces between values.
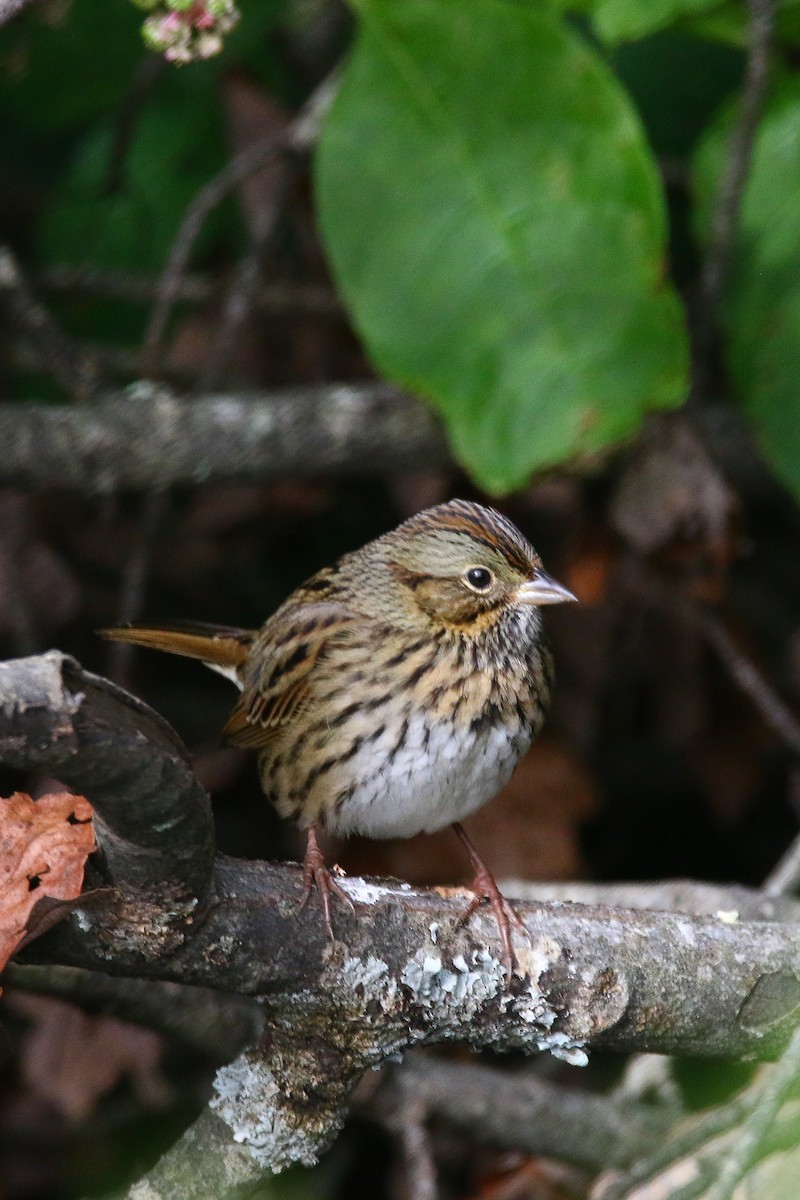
297, 824, 355, 941
453, 822, 530, 979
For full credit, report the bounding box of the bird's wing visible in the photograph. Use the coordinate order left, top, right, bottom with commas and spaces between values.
221, 598, 357, 749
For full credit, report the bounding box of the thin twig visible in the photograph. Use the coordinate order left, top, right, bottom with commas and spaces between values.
104, 56, 165, 195
698, 612, 800, 895
106, 489, 169, 686
695, 0, 775, 394
119, 78, 338, 652
701, 0, 774, 312
598, 1099, 800, 1200
763, 768, 800, 895
36, 266, 342, 316
703, 1022, 800, 1200
393, 1094, 438, 1200
140, 74, 337, 377
699, 612, 800, 758
140, 135, 291, 374
594, 1090, 756, 1200
197, 128, 295, 391
0, 244, 105, 401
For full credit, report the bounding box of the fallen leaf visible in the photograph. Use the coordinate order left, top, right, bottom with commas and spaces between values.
0, 792, 95, 976
11, 993, 170, 1123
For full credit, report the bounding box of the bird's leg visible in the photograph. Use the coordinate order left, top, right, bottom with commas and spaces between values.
452, 822, 529, 978
298, 823, 355, 940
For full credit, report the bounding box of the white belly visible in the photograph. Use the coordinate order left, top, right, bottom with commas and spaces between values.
328, 710, 527, 840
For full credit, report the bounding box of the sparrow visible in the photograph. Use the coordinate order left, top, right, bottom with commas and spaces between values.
101, 499, 576, 974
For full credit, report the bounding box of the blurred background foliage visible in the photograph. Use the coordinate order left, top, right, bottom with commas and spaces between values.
2, 0, 800, 1198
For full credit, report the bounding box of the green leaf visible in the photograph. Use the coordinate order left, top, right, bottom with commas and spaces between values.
590, 0, 725, 44
694, 79, 800, 498
316, 0, 688, 492
0, 0, 143, 132
38, 99, 227, 273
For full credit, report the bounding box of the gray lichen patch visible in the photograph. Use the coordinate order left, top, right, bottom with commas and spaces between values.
399, 933, 589, 1064
211, 1054, 322, 1173
340, 953, 398, 1007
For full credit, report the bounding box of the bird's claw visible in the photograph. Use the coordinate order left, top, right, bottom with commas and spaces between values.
297, 826, 355, 941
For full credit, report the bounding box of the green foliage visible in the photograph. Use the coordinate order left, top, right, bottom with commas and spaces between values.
694, 78, 800, 498
38, 98, 225, 272
589, 0, 724, 45
0, 0, 289, 347
6, 0, 800, 498
0, 0, 144, 132
317, 0, 688, 492
612, 31, 744, 158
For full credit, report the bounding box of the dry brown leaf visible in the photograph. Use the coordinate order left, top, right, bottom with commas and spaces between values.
0, 792, 95, 974
11, 993, 170, 1123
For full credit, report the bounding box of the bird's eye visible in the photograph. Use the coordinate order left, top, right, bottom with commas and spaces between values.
463, 566, 495, 592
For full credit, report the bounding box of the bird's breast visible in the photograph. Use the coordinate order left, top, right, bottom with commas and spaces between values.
260, 618, 550, 839
326, 709, 530, 839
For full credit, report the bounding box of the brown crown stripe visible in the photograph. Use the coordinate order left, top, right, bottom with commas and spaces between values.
404, 502, 534, 578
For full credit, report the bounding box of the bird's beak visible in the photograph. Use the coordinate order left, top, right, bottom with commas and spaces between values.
517, 571, 578, 607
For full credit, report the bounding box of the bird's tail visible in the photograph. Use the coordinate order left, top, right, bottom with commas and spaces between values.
98, 621, 255, 680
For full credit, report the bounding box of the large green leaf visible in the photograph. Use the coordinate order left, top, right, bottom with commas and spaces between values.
589, 0, 724, 44
694, 79, 800, 497
316, 0, 688, 492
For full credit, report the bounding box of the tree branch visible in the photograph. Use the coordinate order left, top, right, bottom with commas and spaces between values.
0, 382, 447, 491
694, 0, 775, 396
363, 1056, 677, 1172
0, 244, 105, 401
704, 1021, 800, 1200
0, 0, 38, 27
700, 0, 775, 318
4, 651, 800, 1190
36, 266, 343, 316
141, 74, 336, 375
0, 651, 214, 908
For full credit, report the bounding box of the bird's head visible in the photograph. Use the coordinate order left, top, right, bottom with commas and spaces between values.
370, 499, 576, 632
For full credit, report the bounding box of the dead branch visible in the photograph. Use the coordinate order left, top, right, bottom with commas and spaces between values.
364, 1056, 677, 1172
142, 74, 336, 375
700, 0, 775, 319
0, 382, 447, 490
699, 611, 800, 759
3, 650, 800, 1192
694, 0, 775, 397
704, 1021, 800, 1200
37, 265, 342, 316
0, 651, 214, 907
0, 0, 38, 27
0, 244, 105, 401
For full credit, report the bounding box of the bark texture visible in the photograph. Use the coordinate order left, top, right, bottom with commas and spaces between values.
1, 651, 799, 1195
0, 383, 447, 491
